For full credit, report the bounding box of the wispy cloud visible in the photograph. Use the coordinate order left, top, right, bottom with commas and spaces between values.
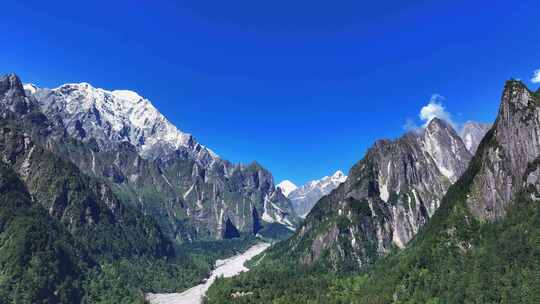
403, 118, 419, 132
532, 69, 540, 83
404, 94, 457, 132
419, 94, 456, 128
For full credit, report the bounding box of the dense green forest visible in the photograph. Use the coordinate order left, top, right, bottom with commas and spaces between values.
206, 189, 540, 304
83, 238, 257, 303
0, 162, 89, 303
0, 157, 257, 303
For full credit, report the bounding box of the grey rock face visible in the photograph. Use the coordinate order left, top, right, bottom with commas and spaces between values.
287, 171, 347, 217
20, 77, 299, 241
281, 118, 472, 270
0, 74, 32, 116
460, 121, 491, 154
466, 81, 540, 220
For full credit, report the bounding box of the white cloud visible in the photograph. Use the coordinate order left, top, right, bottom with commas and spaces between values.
532, 69, 540, 83
403, 94, 459, 133
419, 94, 456, 128
403, 118, 420, 132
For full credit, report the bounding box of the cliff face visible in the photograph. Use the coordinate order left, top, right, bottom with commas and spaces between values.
274, 118, 472, 270
0, 74, 31, 115
466, 81, 540, 220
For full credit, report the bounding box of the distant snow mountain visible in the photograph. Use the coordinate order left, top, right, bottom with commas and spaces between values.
459, 121, 491, 154
285, 171, 347, 217
276, 180, 298, 196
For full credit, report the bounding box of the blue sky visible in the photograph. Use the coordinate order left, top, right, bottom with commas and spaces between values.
2, 0, 539, 185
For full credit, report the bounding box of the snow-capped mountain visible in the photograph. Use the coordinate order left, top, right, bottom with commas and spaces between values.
287, 170, 347, 217
459, 121, 491, 154
21, 78, 300, 240
276, 180, 298, 196
28, 82, 218, 165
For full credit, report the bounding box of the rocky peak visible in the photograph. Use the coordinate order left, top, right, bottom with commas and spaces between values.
425, 116, 450, 131
422, 117, 471, 183
0, 74, 25, 95
467, 80, 540, 220
0, 74, 31, 115
275, 114, 473, 270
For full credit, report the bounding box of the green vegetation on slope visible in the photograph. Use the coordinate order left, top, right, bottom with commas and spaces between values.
0, 160, 257, 304
205, 128, 540, 303
0, 120, 260, 304
0, 162, 91, 304
0, 120, 174, 260
84, 238, 258, 304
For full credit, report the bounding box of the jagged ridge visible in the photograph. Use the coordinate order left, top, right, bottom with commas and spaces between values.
266, 117, 479, 271
17, 75, 300, 241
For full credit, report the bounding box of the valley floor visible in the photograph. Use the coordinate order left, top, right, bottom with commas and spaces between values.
145, 242, 270, 304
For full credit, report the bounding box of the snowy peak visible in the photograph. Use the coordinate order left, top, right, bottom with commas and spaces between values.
1, 73, 300, 242
459, 121, 491, 154
23, 83, 38, 95
288, 170, 347, 217
276, 180, 298, 197
315, 170, 346, 189
332, 170, 345, 178
27, 82, 218, 162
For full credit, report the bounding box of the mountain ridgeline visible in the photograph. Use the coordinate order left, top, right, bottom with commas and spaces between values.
267, 116, 476, 271
0, 73, 296, 303
3, 70, 538, 304
23, 79, 300, 241
204, 81, 540, 303
329, 78, 540, 303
